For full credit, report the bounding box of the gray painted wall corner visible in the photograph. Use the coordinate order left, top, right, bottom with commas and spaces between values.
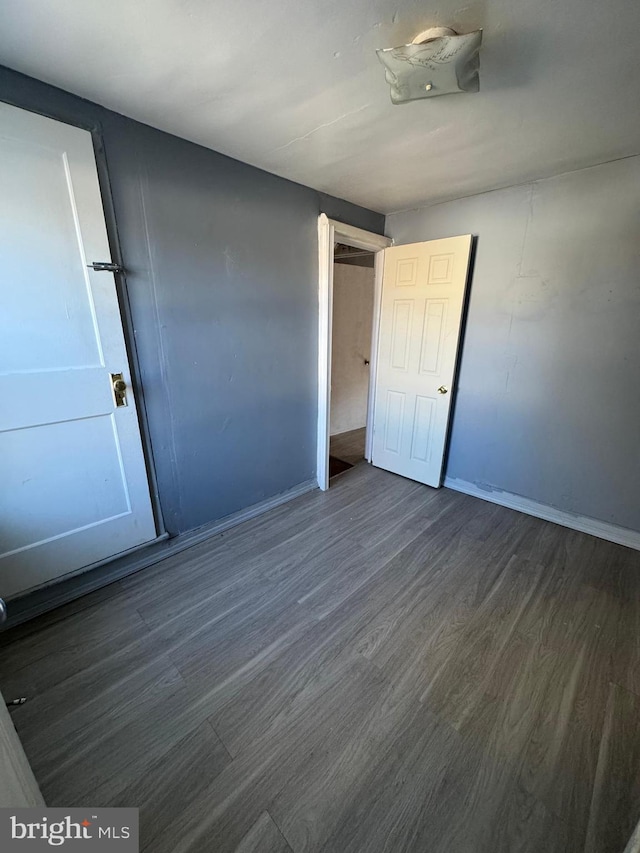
387, 157, 640, 532
0, 64, 384, 536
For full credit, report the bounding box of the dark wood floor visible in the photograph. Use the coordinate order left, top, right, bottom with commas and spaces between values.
2, 463, 640, 853
329, 427, 366, 468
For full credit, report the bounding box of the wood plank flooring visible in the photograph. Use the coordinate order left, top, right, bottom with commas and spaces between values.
329, 427, 366, 467
1, 463, 640, 852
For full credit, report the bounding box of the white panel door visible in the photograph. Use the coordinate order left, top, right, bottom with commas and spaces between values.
372, 236, 472, 487
0, 103, 156, 599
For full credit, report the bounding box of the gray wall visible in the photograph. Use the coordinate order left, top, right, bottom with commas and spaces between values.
387, 156, 640, 532
0, 66, 384, 535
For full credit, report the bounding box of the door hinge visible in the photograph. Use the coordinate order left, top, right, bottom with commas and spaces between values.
88, 261, 124, 274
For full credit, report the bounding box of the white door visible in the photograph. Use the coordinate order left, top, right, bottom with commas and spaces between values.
0, 103, 156, 600
371, 236, 472, 487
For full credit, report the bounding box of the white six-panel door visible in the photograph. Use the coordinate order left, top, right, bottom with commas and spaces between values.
371, 236, 472, 487
0, 103, 156, 599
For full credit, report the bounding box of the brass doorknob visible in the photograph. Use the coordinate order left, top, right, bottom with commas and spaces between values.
437, 385, 448, 394
110, 372, 128, 407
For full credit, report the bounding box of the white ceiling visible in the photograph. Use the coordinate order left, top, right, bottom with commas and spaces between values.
1, 0, 639, 214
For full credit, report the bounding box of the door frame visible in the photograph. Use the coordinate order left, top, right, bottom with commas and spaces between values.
89, 128, 166, 539
317, 214, 392, 490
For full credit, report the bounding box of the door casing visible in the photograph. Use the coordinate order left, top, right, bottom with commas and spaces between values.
317, 214, 392, 490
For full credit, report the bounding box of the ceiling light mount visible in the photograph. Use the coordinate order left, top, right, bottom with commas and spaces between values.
377, 26, 482, 104
411, 26, 458, 44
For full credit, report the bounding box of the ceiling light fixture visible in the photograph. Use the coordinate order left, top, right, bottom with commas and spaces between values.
377, 26, 482, 104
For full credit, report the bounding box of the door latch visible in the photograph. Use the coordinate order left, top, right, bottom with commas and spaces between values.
111, 373, 128, 407
88, 261, 124, 274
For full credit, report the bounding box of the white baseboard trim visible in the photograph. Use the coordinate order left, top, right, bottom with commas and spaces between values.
444, 476, 640, 552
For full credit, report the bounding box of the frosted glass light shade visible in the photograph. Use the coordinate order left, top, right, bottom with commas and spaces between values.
377, 30, 482, 104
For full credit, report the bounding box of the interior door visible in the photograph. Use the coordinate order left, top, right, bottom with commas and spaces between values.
0, 102, 156, 599
371, 235, 472, 487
